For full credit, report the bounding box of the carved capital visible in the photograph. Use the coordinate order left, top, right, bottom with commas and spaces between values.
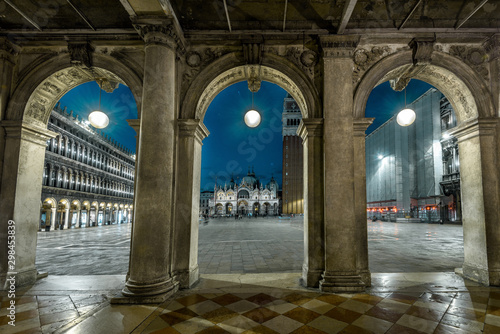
449, 118, 499, 142
409, 38, 435, 65
1, 120, 57, 147
0, 37, 19, 64
320, 36, 359, 59
483, 34, 500, 60
67, 41, 94, 68
353, 118, 374, 136
178, 119, 210, 144
126, 119, 141, 136
298, 118, 324, 141
134, 23, 185, 54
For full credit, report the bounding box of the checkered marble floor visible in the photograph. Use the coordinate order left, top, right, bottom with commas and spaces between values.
142, 287, 500, 334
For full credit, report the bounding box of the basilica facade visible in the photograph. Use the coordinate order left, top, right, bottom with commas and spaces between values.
210, 169, 279, 216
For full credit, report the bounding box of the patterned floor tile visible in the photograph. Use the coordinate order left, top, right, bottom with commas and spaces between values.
404, 305, 444, 322
433, 323, 472, 334
159, 308, 198, 326
243, 307, 280, 324
242, 324, 280, 334
337, 300, 373, 314
340, 324, 381, 334
262, 315, 303, 334
485, 313, 500, 327
351, 315, 393, 334
445, 305, 486, 322
218, 315, 260, 334
316, 295, 349, 306
440, 313, 484, 333
323, 307, 362, 324
281, 293, 312, 306
386, 292, 420, 304
246, 294, 278, 306
187, 300, 222, 315
203, 306, 239, 324
351, 293, 384, 306
483, 323, 500, 334
365, 305, 403, 323
197, 325, 231, 333
226, 300, 261, 314
300, 299, 335, 315
265, 300, 299, 314
291, 325, 328, 334
396, 314, 438, 334
176, 294, 208, 307
307, 315, 348, 334
385, 323, 426, 334
171, 316, 214, 334
212, 294, 243, 306
282, 307, 321, 324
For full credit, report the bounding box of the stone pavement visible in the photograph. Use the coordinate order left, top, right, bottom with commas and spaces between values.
35, 218, 464, 276
2, 273, 500, 334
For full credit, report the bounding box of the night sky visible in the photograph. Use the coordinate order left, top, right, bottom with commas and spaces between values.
57, 78, 434, 191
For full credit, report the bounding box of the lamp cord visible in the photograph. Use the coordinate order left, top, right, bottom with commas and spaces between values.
252, 91, 254, 109
98, 80, 102, 110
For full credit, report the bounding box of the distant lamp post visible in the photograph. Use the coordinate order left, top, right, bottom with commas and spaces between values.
88, 79, 110, 129
397, 86, 415, 127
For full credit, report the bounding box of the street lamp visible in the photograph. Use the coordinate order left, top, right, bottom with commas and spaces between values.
396, 86, 415, 127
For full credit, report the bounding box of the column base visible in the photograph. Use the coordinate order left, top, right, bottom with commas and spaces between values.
301, 265, 323, 288
1, 268, 38, 290
319, 272, 365, 293
359, 269, 372, 287
175, 266, 200, 289
113, 277, 178, 304
462, 263, 489, 286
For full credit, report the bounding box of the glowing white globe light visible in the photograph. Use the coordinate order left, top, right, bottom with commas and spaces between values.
396, 108, 416, 127
88, 110, 110, 129
244, 109, 261, 128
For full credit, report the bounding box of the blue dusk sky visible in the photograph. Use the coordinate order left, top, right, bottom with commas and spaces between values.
57, 78, 434, 191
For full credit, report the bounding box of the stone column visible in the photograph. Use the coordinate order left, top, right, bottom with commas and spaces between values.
0, 39, 18, 190
0, 121, 56, 288
483, 35, 500, 116
298, 119, 325, 288
319, 36, 365, 292
125, 119, 139, 282
173, 119, 209, 288
353, 118, 374, 287
451, 119, 500, 285
117, 23, 182, 303
49, 208, 56, 230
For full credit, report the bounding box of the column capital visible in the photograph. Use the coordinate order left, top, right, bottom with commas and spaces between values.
483, 34, 500, 60
297, 118, 324, 141
353, 118, 374, 137
449, 118, 500, 142
1, 120, 57, 146
0, 37, 19, 64
178, 119, 210, 144
126, 119, 141, 136
133, 19, 185, 53
320, 35, 359, 59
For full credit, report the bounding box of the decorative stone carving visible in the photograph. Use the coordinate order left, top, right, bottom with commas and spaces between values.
185, 51, 202, 67
182, 47, 232, 90
134, 23, 185, 55
449, 45, 489, 82
300, 50, 318, 68
320, 36, 359, 58
483, 35, 500, 60
41, 82, 62, 95
67, 42, 94, 68
409, 38, 435, 65
243, 43, 261, 64
352, 46, 391, 85
244, 65, 262, 92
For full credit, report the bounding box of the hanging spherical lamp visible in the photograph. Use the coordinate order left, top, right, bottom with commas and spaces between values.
244, 109, 261, 128
396, 85, 416, 127
88, 79, 110, 129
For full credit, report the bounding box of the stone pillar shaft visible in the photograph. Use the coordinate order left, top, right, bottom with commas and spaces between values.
173, 119, 209, 288
298, 119, 324, 288
353, 118, 374, 286
320, 36, 365, 292
121, 28, 179, 301
451, 119, 500, 285
0, 121, 56, 288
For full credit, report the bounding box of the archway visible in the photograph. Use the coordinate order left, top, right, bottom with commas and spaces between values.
0, 52, 142, 287
354, 50, 498, 285
174, 58, 322, 288
41, 198, 56, 232
70, 200, 81, 229
56, 199, 70, 230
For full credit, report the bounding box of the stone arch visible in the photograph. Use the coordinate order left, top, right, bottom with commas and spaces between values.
353, 50, 495, 123
180, 52, 321, 121
353, 49, 500, 286
6, 52, 143, 126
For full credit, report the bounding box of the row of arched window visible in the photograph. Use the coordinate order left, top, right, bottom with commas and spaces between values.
46, 134, 134, 181
42, 163, 133, 199
286, 118, 300, 126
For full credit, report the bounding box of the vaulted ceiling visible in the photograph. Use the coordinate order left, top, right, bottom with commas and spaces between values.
0, 0, 498, 40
